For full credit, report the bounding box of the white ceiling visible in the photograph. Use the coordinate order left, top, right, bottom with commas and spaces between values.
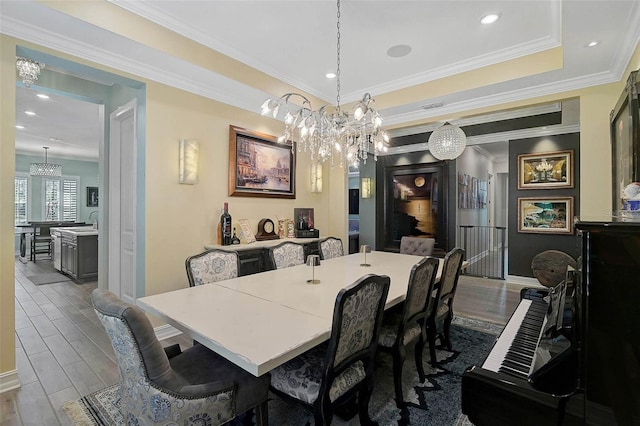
3, 0, 639, 162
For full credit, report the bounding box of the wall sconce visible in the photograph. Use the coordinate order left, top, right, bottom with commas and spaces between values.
179, 139, 199, 184
311, 162, 323, 193
361, 177, 372, 198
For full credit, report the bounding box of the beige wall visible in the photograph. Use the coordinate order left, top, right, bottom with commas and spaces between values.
144, 81, 340, 296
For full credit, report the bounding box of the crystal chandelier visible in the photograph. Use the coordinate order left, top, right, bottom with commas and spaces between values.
30, 147, 62, 177
428, 122, 467, 160
261, 0, 389, 168
16, 57, 45, 87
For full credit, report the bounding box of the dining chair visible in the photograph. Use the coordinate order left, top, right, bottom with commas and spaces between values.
318, 237, 344, 260
399, 236, 435, 256
425, 247, 465, 365
377, 256, 439, 407
185, 249, 240, 286
91, 288, 270, 426
268, 241, 305, 269
269, 274, 390, 425
31, 224, 53, 262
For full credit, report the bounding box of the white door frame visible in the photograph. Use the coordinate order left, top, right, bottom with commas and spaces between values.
108, 99, 137, 303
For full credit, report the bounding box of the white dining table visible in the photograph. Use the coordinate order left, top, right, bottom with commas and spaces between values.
137, 251, 444, 377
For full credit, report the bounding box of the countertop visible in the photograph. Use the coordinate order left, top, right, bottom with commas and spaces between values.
50, 226, 98, 237
205, 237, 322, 251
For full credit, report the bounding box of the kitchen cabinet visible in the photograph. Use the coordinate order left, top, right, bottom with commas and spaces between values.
60, 231, 98, 281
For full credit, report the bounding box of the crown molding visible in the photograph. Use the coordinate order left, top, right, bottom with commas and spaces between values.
389, 103, 561, 137
383, 123, 580, 157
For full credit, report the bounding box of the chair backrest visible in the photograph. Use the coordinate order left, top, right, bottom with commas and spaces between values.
402, 256, 440, 329
531, 250, 577, 288
268, 242, 305, 269
431, 247, 465, 314
320, 274, 390, 395
185, 249, 240, 287
400, 236, 435, 256
318, 237, 344, 260
91, 289, 235, 423
36, 224, 53, 238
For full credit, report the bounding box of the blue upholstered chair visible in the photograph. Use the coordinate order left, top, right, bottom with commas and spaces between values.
185, 249, 240, 286
268, 241, 305, 269
377, 256, 440, 406
399, 236, 435, 256
426, 247, 465, 365
269, 274, 390, 425
318, 237, 344, 260
91, 289, 269, 426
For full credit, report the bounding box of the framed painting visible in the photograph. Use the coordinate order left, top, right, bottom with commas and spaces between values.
518, 196, 574, 234
517, 150, 573, 190
228, 125, 295, 198
87, 186, 99, 207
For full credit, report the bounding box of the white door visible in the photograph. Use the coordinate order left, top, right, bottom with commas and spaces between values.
109, 100, 137, 303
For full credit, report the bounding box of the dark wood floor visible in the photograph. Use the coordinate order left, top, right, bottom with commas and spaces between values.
2, 257, 522, 425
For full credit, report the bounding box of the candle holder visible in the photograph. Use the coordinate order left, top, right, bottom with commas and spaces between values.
360, 244, 371, 267
306, 254, 321, 284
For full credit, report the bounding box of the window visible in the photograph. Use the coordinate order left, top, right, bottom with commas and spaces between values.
44, 178, 78, 221
14, 176, 28, 225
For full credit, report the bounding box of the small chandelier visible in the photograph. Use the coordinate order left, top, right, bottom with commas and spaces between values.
428, 122, 467, 160
260, 0, 389, 168
16, 57, 45, 87
30, 147, 62, 177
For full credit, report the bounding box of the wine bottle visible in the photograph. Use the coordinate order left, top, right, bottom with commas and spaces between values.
221, 203, 232, 245
231, 227, 241, 245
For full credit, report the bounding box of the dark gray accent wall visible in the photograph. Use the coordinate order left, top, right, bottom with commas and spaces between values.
508, 133, 580, 277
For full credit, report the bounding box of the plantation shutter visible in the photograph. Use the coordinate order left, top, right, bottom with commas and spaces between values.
14, 176, 28, 225
62, 179, 78, 221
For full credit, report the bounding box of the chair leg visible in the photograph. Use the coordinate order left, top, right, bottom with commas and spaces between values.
392, 346, 406, 407
415, 335, 426, 382
443, 314, 453, 352
358, 385, 376, 426
255, 400, 269, 426
427, 324, 438, 366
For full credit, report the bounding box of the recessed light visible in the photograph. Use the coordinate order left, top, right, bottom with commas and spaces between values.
24, 110, 36, 116
587, 41, 599, 48
387, 44, 412, 58
15, 125, 25, 129
37, 93, 50, 99
481, 13, 500, 24
326, 72, 336, 79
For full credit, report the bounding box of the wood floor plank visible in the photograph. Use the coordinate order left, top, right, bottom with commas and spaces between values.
68, 339, 119, 386
30, 315, 60, 339
47, 387, 78, 426
0, 389, 21, 426
15, 347, 37, 386
17, 300, 43, 318
13, 381, 59, 426
30, 291, 50, 306
15, 326, 47, 356
43, 334, 82, 367
14, 309, 32, 331
61, 360, 105, 396
39, 303, 66, 321
51, 318, 85, 343
29, 351, 73, 395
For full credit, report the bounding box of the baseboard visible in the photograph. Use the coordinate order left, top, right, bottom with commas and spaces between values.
507, 275, 544, 287
154, 324, 183, 341
0, 369, 20, 394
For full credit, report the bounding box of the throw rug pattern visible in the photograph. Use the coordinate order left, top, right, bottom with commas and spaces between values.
62, 316, 501, 425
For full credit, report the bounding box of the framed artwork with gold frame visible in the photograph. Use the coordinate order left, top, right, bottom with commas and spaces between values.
518, 196, 574, 234
518, 150, 573, 190
228, 125, 295, 198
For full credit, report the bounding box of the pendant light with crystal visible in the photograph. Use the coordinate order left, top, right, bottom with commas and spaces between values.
30, 147, 62, 177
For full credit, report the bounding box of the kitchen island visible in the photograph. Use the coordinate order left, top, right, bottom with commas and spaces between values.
50, 226, 98, 281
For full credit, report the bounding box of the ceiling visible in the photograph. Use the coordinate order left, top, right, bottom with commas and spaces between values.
3, 0, 639, 162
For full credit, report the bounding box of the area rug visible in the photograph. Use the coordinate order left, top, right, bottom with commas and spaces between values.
62, 316, 501, 425
26, 272, 70, 285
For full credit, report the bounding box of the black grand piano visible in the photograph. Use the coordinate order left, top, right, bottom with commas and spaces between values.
462, 219, 640, 425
